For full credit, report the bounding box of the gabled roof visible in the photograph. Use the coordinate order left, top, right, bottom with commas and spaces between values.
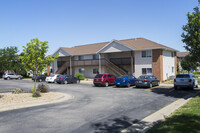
61, 41, 109, 55
177, 52, 189, 57
56, 38, 178, 56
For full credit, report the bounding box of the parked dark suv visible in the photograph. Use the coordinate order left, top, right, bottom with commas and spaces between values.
93, 73, 116, 87
32, 74, 46, 82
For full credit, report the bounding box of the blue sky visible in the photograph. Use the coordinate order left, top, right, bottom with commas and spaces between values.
0, 0, 198, 55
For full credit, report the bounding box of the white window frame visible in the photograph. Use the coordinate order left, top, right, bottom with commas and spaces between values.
142, 50, 152, 58
142, 68, 152, 75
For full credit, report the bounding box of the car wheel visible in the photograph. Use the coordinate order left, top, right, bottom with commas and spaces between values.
127, 82, 130, 88
7, 77, 10, 80
116, 85, 119, 87
149, 83, 152, 88
94, 84, 98, 87
174, 86, 178, 90
190, 84, 194, 90
105, 82, 109, 87
157, 82, 160, 86
196, 85, 199, 88
18, 77, 21, 80
39, 79, 42, 82
135, 85, 139, 88
64, 80, 68, 84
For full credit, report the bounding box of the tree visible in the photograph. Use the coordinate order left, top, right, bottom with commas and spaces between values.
181, 55, 197, 72
19, 38, 58, 92
0, 46, 19, 74
181, 7, 200, 62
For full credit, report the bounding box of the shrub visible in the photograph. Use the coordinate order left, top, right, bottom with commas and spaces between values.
37, 83, 49, 93
74, 73, 85, 80
12, 88, 24, 94
32, 91, 41, 97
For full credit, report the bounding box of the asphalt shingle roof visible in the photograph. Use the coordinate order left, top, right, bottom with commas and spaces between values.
59, 38, 177, 55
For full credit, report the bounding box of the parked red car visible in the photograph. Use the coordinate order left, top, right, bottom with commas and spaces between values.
93, 73, 116, 87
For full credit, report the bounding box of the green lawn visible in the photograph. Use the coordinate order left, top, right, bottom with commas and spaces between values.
148, 94, 200, 133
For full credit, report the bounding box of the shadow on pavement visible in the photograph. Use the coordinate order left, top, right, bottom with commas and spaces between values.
150, 87, 200, 99
91, 116, 140, 133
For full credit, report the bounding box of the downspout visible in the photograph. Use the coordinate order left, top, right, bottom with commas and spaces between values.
70, 56, 72, 75
99, 54, 101, 74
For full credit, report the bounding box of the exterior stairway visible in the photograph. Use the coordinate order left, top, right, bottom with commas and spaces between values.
104, 58, 127, 76
56, 61, 69, 74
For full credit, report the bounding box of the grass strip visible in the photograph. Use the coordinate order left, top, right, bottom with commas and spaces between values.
148, 94, 200, 133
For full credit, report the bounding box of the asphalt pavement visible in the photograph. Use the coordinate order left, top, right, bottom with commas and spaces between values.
0, 79, 198, 133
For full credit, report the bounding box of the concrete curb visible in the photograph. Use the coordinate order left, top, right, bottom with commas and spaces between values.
121, 90, 200, 133
80, 80, 93, 84
0, 93, 74, 112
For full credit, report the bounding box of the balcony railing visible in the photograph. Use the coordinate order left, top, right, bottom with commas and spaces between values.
57, 58, 131, 67
72, 59, 105, 66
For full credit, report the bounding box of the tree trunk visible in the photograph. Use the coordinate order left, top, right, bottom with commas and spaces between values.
32, 75, 37, 93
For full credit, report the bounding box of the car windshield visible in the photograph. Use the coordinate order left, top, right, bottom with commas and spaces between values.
176, 74, 190, 78
60, 75, 66, 78
138, 76, 149, 79
95, 74, 103, 78
117, 75, 127, 78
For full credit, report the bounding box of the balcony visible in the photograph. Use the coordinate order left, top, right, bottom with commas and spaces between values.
72, 59, 105, 66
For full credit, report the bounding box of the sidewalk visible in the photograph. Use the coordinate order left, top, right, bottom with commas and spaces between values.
121, 89, 200, 133
0, 93, 74, 112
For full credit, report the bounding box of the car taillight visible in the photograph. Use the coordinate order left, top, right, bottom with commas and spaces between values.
143, 80, 148, 82
189, 79, 192, 82
60, 78, 63, 80
135, 80, 137, 82
123, 79, 126, 82
174, 79, 176, 82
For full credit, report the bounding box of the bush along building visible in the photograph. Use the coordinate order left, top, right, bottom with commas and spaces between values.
49, 38, 178, 81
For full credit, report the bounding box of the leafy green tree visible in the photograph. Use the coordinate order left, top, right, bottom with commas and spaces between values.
0, 46, 19, 74
181, 55, 197, 72
20, 38, 58, 93
181, 7, 200, 62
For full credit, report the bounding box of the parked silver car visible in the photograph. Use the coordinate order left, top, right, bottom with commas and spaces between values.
135, 75, 160, 88
174, 73, 198, 90
3, 73, 23, 80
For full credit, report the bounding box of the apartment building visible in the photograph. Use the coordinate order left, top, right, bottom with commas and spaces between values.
49, 38, 178, 81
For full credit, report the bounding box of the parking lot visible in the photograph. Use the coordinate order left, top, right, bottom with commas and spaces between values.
0, 79, 199, 133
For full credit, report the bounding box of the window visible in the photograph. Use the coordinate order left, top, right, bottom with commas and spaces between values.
172, 67, 174, 73
93, 68, 99, 74
142, 51, 146, 57
142, 68, 147, 74
171, 52, 174, 57
142, 68, 152, 75
147, 68, 152, 75
110, 75, 116, 78
78, 56, 84, 60
93, 54, 99, 60
79, 68, 85, 75
103, 75, 107, 78
127, 76, 132, 79
142, 50, 152, 58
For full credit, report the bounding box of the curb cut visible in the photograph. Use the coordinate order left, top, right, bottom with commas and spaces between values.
121, 90, 200, 133
0, 93, 74, 112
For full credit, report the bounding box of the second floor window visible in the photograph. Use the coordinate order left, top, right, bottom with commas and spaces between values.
142, 50, 152, 58
78, 56, 84, 60
93, 54, 99, 60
